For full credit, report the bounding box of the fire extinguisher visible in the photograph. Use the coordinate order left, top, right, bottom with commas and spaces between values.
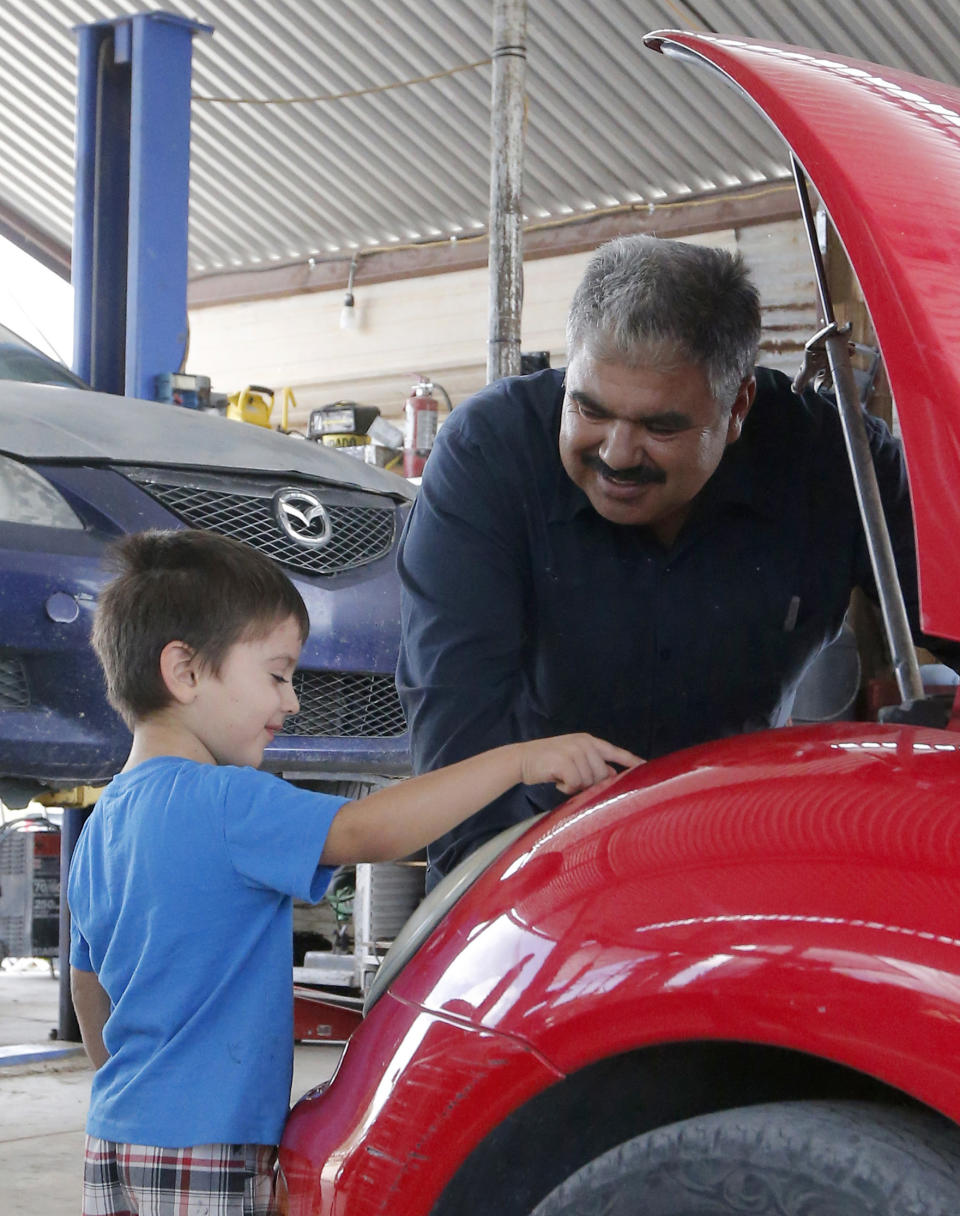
403, 376, 451, 478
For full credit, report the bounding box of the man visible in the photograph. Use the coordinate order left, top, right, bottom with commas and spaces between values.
397, 234, 948, 887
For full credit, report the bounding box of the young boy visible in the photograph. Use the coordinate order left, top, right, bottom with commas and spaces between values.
68, 528, 639, 1216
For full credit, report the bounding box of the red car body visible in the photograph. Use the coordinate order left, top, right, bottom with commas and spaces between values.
281, 33, 960, 1216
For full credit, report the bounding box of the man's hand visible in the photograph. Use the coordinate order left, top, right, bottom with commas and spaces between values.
518, 733, 643, 794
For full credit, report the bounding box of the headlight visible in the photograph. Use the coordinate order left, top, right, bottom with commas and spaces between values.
0, 455, 83, 529
363, 817, 534, 1014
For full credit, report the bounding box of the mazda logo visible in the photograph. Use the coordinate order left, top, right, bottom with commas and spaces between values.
273, 488, 331, 547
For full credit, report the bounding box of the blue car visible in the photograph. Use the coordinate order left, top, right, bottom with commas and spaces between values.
0, 325, 413, 806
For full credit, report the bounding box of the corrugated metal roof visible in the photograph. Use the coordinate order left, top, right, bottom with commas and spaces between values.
1, 0, 959, 280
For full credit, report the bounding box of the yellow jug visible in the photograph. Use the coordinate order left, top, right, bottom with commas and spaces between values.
226, 385, 274, 427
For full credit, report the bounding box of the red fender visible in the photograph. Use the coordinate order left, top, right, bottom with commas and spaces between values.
282, 724, 960, 1215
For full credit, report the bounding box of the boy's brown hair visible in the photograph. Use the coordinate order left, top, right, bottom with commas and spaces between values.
91, 529, 310, 727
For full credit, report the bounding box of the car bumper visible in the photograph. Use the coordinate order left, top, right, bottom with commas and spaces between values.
280, 992, 561, 1216
1, 486, 409, 788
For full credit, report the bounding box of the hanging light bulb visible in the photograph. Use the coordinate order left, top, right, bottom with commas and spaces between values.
339, 256, 359, 330
339, 290, 357, 330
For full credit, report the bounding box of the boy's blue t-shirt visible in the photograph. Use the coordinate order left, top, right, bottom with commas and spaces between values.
67, 757, 345, 1147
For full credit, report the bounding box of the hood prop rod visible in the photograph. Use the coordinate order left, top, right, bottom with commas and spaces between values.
791, 156, 924, 704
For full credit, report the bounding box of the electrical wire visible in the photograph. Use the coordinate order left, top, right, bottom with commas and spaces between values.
193, 58, 492, 106
325, 867, 356, 922
661, 0, 717, 33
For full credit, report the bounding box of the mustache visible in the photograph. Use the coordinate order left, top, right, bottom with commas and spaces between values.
584, 455, 666, 485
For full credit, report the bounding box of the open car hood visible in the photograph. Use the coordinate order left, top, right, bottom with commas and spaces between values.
645, 31, 960, 642
0, 380, 415, 501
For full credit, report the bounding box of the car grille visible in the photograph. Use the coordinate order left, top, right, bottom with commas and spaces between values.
126, 472, 396, 575
0, 657, 29, 708
280, 671, 407, 738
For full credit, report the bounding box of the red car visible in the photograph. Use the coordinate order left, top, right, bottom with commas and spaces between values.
280, 33, 960, 1215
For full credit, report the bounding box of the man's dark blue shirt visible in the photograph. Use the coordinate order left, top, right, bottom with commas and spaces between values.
397, 366, 931, 883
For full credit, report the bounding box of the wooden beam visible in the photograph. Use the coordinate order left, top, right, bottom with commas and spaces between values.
187, 179, 800, 309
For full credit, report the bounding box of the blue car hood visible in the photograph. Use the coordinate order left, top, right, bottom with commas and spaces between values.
0, 380, 415, 500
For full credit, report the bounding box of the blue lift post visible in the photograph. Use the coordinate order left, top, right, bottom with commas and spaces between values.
72, 11, 212, 397
60, 11, 212, 1044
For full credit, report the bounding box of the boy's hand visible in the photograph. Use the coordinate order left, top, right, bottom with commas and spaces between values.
518, 734, 643, 795
324, 734, 643, 866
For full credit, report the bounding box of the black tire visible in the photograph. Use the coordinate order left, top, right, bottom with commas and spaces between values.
530, 1100, 960, 1215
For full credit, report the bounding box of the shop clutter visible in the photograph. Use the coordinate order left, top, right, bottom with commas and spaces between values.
308, 377, 452, 478
159, 371, 454, 480
307, 401, 404, 471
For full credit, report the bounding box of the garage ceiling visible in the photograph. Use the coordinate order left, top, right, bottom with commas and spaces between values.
1, 0, 958, 295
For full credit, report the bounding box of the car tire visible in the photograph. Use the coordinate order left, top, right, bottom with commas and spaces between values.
529, 1100, 960, 1215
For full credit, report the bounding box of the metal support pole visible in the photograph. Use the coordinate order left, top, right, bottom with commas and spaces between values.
126, 14, 210, 400
73, 22, 130, 393
72, 13, 212, 399
792, 159, 924, 703
57, 805, 92, 1042
486, 0, 527, 384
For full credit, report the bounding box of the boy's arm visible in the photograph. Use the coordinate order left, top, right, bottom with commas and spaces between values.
70, 967, 111, 1069
321, 734, 641, 865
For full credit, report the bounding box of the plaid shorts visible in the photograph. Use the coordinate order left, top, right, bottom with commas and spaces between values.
82, 1136, 279, 1216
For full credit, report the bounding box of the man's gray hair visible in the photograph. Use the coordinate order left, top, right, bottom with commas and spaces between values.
565, 235, 762, 406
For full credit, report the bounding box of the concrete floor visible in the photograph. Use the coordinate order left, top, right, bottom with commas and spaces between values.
0, 959, 343, 1216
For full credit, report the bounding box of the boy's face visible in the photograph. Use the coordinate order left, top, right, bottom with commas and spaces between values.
190, 615, 303, 768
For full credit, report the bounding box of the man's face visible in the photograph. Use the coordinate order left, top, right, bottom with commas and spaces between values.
559, 351, 755, 544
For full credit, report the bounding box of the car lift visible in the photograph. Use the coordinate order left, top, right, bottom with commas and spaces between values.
58, 12, 211, 1043
72, 11, 211, 399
